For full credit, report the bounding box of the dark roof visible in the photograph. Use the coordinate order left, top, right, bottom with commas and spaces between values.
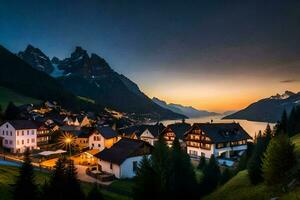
119, 123, 165, 138
97, 126, 118, 139
94, 138, 153, 165
168, 122, 191, 139
119, 125, 141, 137
60, 125, 81, 132
188, 123, 252, 143
72, 129, 90, 138
6, 120, 37, 130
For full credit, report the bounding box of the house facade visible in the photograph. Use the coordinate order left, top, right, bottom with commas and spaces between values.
89, 126, 120, 151
184, 123, 252, 162
0, 120, 38, 153
160, 126, 176, 147
36, 123, 51, 145
94, 138, 153, 178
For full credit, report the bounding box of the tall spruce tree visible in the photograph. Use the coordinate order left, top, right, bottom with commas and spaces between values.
12, 149, 37, 200
275, 109, 288, 135
220, 168, 233, 185
5, 102, 20, 120
198, 154, 206, 170
262, 134, 296, 185
65, 160, 85, 200
151, 135, 170, 198
247, 133, 269, 184
87, 183, 103, 200
133, 156, 159, 200
264, 124, 272, 144
169, 138, 197, 199
43, 157, 67, 200
200, 155, 220, 195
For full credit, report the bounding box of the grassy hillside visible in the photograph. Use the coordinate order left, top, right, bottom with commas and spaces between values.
0, 86, 41, 109
204, 133, 300, 200
0, 165, 131, 200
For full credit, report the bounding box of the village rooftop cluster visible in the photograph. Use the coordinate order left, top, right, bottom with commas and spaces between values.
0, 101, 251, 180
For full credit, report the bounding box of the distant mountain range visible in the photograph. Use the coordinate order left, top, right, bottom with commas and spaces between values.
223, 91, 300, 122
152, 97, 219, 118
14, 45, 184, 119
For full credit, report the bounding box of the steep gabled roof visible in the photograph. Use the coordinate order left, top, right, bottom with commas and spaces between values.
94, 138, 153, 165
119, 123, 165, 138
5, 120, 37, 130
187, 123, 252, 143
167, 122, 191, 139
96, 126, 118, 139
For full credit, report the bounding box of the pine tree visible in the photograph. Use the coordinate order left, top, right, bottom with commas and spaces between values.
198, 154, 206, 170
220, 168, 233, 185
5, 102, 20, 120
247, 134, 268, 185
133, 156, 158, 200
12, 149, 37, 200
151, 135, 170, 197
200, 155, 220, 195
87, 183, 103, 200
169, 138, 197, 199
264, 124, 272, 144
278, 109, 288, 135
65, 160, 85, 200
44, 157, 67, 200
262, 135, 296, 185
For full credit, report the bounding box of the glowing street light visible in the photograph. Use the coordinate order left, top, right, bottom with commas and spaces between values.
58, 132, 75, 157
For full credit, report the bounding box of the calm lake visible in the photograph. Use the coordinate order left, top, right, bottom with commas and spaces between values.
162, 115, 275, 138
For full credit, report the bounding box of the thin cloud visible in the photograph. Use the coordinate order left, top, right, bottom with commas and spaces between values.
280, 79, 300, 83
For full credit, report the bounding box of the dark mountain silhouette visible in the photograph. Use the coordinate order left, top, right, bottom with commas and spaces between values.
18, 45, 54, 74
0, 45, 101, 112
17, 45, 184, 119
223, 91, 300, 122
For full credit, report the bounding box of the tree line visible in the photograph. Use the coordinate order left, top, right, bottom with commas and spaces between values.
12, 150, 103, 200
133, 136, 233, 200
243, 107, 299, 186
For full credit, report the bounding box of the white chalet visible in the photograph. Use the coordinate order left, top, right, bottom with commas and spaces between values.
94, 138, 153, 179
89, 126, 120, 151
0, 120, 38, 153
184, 123, 252, 165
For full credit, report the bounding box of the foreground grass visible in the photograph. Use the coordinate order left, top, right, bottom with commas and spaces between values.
203, 170, 278, 200
204, 133, 300, 200
0, 165, 132, 200
0, 86, 41, 109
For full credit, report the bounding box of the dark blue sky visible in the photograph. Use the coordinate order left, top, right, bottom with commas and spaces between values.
1, 0, 300, 111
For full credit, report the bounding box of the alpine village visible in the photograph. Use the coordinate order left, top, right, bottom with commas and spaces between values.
1, 1, 300, 200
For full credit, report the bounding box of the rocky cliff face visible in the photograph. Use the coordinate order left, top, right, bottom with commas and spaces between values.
18, 45, 54, 74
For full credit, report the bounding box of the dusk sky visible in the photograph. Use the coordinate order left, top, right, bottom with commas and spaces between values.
1, 0, 300, 112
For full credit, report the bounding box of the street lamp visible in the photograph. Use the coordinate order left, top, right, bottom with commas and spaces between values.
65, 137, 72, 157
58, 132, 75, 157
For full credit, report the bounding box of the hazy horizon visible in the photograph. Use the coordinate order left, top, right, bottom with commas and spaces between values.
1, 0, 300, 112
